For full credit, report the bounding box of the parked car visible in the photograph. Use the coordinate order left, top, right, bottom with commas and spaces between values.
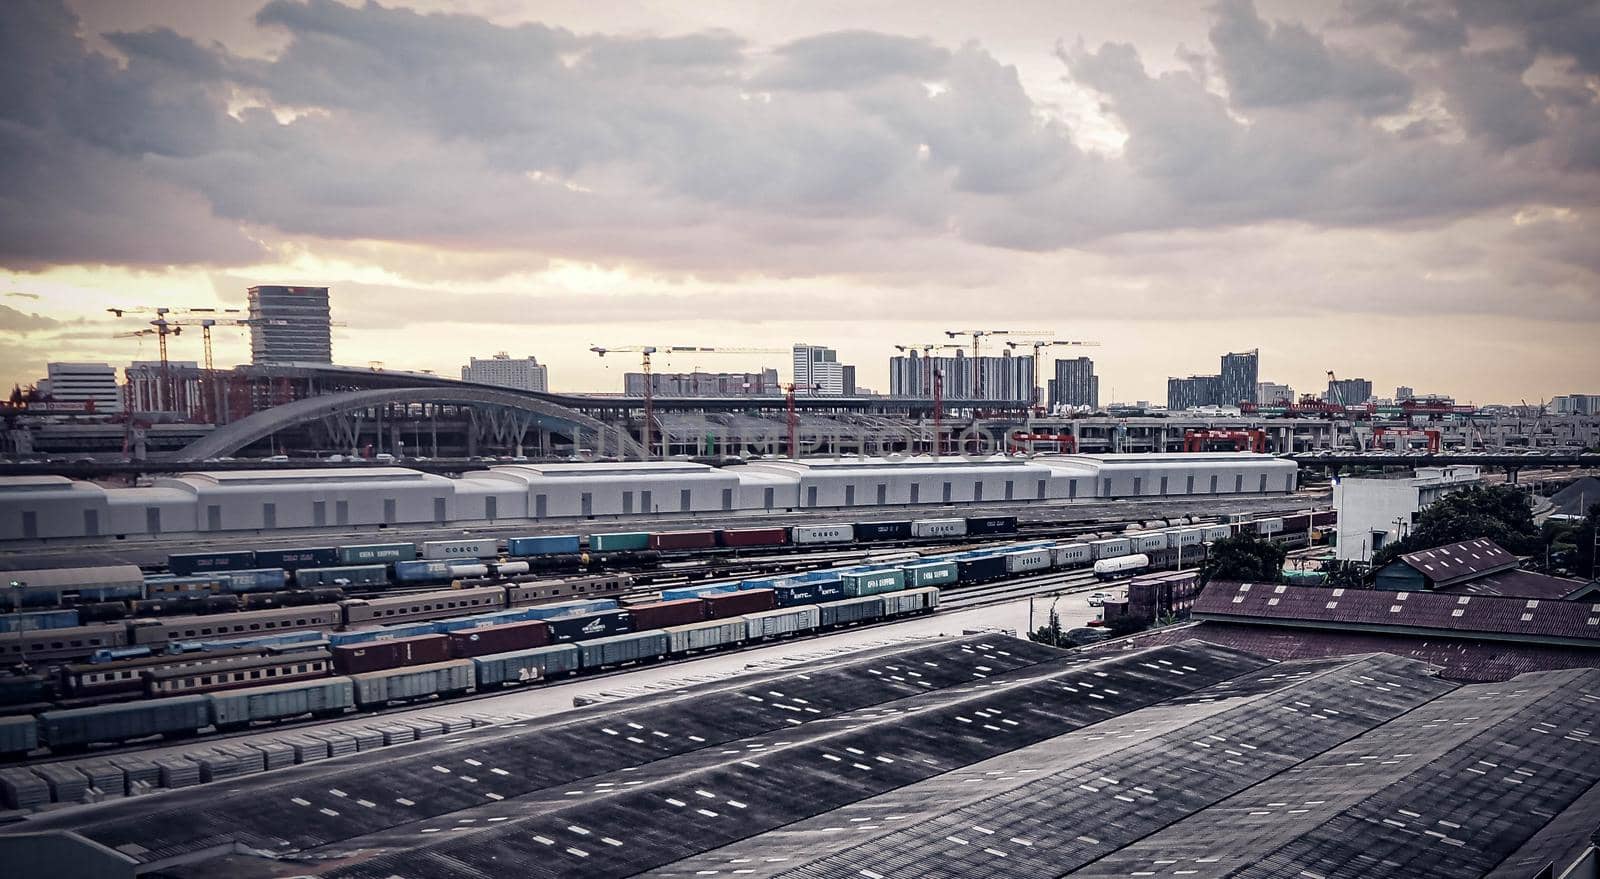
1087, 591, 1112, 607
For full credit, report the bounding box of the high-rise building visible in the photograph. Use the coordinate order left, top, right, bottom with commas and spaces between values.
126, 361, 203, 414
37, 362, 122, 413
248, 285, 332, 364
1219, 349, 1259, 407
1256, 381, 1294, 405
1396, 386, 1415, 402
1167, 375, 1223, 410
461, 353, 548, 392
888, 350, 1032, 401
793, 344, 845, 396
1552, 394, 1600, 415
841, 365, 857, 396
1325, 377, 1374, 406
1048, 357, 1099, 409
624, 369, 779, 396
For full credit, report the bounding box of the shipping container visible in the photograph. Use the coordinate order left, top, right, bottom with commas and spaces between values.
544, 609, 633, 643
1094, 554, 1151, 578
1310, 510, 1337, 527
39, 695, 210, 748
1089, 538, 1133, 560
648, 530, 719, 551
350, 660, 473, 706
337, 543, 417, 565
660, 583, 740, 602
506, 535, 582, 556
0, 716, 36, 756
1129, 532, 1167, 554
1255, 517, 1284, 535
296, 565, 389, 588
853, 521, 912, 542
818, 596, 884, 627
841, 569, 905, 597
790, 524, 854, 545
626, 598, 707, 630
420, 538, 499, 560
589, 532, 650, 552
964, 515, 1019, 536
1282, 514, 1311, 533
770, 581, 824, 607
579, 630, 669, 668
1052, 543, 1092, 567
703, 589, 776, 619
510, 597, 622, 620
883, 587, 939, 617
0, 609, 81, 633
332, 634, 450, 675
393, 560, 456, 584
217, 568, 290, 594
472, 644, 579, 686
448, 619, 551, 657
1202, 524, 1232, 542
167, 551, 256, 576
718, 527, 789, 548
662, 619, 745, 654
206, 678, 354, 727
1004, 548, 1052, 574
911, 518, 967, 539
956, 555, 1007, 583
903, 561, 958, 588
254, 547, 339, 570
326, 622, 438, 647
744, 606, 820, 641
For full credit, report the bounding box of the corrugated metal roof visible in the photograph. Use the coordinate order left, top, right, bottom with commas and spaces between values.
1195, 581, 1600, 646
1397, 537, 1517, 586
1441, 569, 1589, 600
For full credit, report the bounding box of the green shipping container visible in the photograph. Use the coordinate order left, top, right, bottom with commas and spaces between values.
904, 562, 958, 588
841, 569, 906, 597
337, 543, 418, 565
589, 532, 650, 552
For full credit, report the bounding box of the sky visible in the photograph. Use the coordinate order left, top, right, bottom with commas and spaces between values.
2, 0, 1598, 405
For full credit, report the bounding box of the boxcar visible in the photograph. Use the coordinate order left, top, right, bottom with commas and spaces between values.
447, 619, 551, 658
0, 609, 80, 633
472, 643, 579, 686
703, 589, 776, 619
0, 716, 37, 756
818, 596, 884, 627
350, 659, 473, 706
790, 524, 854, 545
719, 527, 789, 548
911, 518, 967, 539
648, 530, 718, 551
205, 677, 354, 727
337, 543, 417, 565
506, 535, 581, 556
254, 547, 339, 570
663, 619, 745, 654
167, 551, 256, 577
883, 587, 939, 616
854, 521, 912, 542
744, 606, 820, 641
339, 587, 507, 627
579, 631, 669, 668
627, 598, 707, 630
1202, 524, 1232, 542
332, 635, 449, 675
40, 694, 210, 748
965, 516, 1019, 536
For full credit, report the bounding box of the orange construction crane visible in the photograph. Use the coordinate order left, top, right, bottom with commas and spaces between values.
591, 345, 784, 458
942, 329, 1052, 399
1005, 339, 1101, 413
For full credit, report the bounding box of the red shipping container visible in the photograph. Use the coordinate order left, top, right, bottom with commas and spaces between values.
332, 634, 450, 674
447, 619, 550, 658
702, 589, 776, 620
648, 530, 720, 551
626, 599, 707, 630
719, 527, 789, 548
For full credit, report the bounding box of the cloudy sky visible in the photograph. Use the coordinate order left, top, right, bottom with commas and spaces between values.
2, 0, 1597, 404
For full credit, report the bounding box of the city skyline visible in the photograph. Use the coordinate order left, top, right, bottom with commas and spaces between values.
1, 0, 1597, 403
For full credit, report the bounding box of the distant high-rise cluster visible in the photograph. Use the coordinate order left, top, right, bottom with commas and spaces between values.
248, 285, 332, 365
1325, 377, 1374, 406
888, 349, 1034, 401
1047, 356, 1099, 409
624, 369, 779, 396
793, 344, 852, 396
1552, 394, 1600, 415
1166, 349, 1259, 410
461, 352, 548, 392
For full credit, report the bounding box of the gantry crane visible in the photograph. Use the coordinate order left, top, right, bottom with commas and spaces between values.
590, 345, 784, 458
1005, 339, 1101, 413
942, 329, 1053, 399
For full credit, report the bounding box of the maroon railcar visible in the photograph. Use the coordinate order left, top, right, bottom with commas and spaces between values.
626, 598, 707, 630
1311, 510, 1337, 527
718, 527, 789, 548
332, 634, 450, 675
447, 619, 551, 658
702, 589, 776, 620
1282, 514, 1311, 533
648, 530, 720, 551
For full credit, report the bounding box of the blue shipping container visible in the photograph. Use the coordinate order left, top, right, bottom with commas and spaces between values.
393, 560, 456, 583
0, 609, 81, 633
511, 598, 621, 621
255, 547, 339, 569
660, 583, 740, 602
507, 535, 582, 556
217, 568, 290, 593
167, 551, 256, 576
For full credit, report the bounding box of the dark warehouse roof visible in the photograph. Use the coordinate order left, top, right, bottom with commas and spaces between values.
1393, 537, 1518, 586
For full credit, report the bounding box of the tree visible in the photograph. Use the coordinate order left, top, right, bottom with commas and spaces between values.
1199, 532, 1287, 586
1322, 559, 1369, 589
1372, 484, 1539, 566
1029, 607, 1069, 648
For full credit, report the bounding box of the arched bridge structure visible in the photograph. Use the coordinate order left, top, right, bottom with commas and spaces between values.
173, 387, 613, 462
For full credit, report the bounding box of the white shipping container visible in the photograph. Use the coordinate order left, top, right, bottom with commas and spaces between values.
664, 619, 746, 653
1089, 538, 1133, 560
744, 606, 821, 641
1255, 518, 1284, 535
1052, 543, 1092, 567
1129, 532, 1167, 553
911, 518, 967, 538
790, 525, 855, 545
1203, 524, 1232, 542
421, 539, 499, 560
1169, 528, 1206, 548
1004, 548, 1052, 574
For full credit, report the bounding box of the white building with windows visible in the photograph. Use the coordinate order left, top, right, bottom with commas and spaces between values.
38, 362, 123, 414
461, 353, 548, 392
1332, 465, 1482, 562
792, 344, 845, 396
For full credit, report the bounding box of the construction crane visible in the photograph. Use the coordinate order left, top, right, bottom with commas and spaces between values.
590, 345, 785, 459
1005, 339, 1101, 413
942, 329, 1053, 399
112, 318, 182, 412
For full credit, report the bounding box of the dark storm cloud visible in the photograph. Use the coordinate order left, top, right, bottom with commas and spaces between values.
0, 0, 1597, 296
0, 304, 61, 332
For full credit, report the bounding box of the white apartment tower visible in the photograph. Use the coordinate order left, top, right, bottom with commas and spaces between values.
461, 353, 549, 392
39, 362, 123, 413
792, 344, 845, 396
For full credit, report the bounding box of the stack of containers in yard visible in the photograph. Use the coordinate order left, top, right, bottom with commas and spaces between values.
1129, 532, 1167, 554
219, 569, 290, 593
296, 565, 388, 587
626, 599, 706, 630
506, 535, 581, 556
744, 606, 820, 640
841, 570, 905, 597
1052, 543, 1092, 567
543, 609, 632, 643
589, 532, 650, 552
338, 543, 417, 565
1004, 548, 1052, 574
648, 530, 719, 551
719, 527, 788, 547
351, 660, 473, 706
332, 634, 449, 675
447, 620, 550, 658
254, 547, 338, 570
854, 521, 912, 541
472, 643, 580, 686
956, 555, 1007, 583
580, 631, 669, 667
663, 619, 745, 653
512, 598, 620, 621
703, 589, 776, 619
660, 583, 739, 602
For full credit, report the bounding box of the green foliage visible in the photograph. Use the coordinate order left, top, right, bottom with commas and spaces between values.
1371, 484, 1540, 566
1199, 532, 1288, 586
1028, 608, 1069, 648
1322, 559, 1370, 589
